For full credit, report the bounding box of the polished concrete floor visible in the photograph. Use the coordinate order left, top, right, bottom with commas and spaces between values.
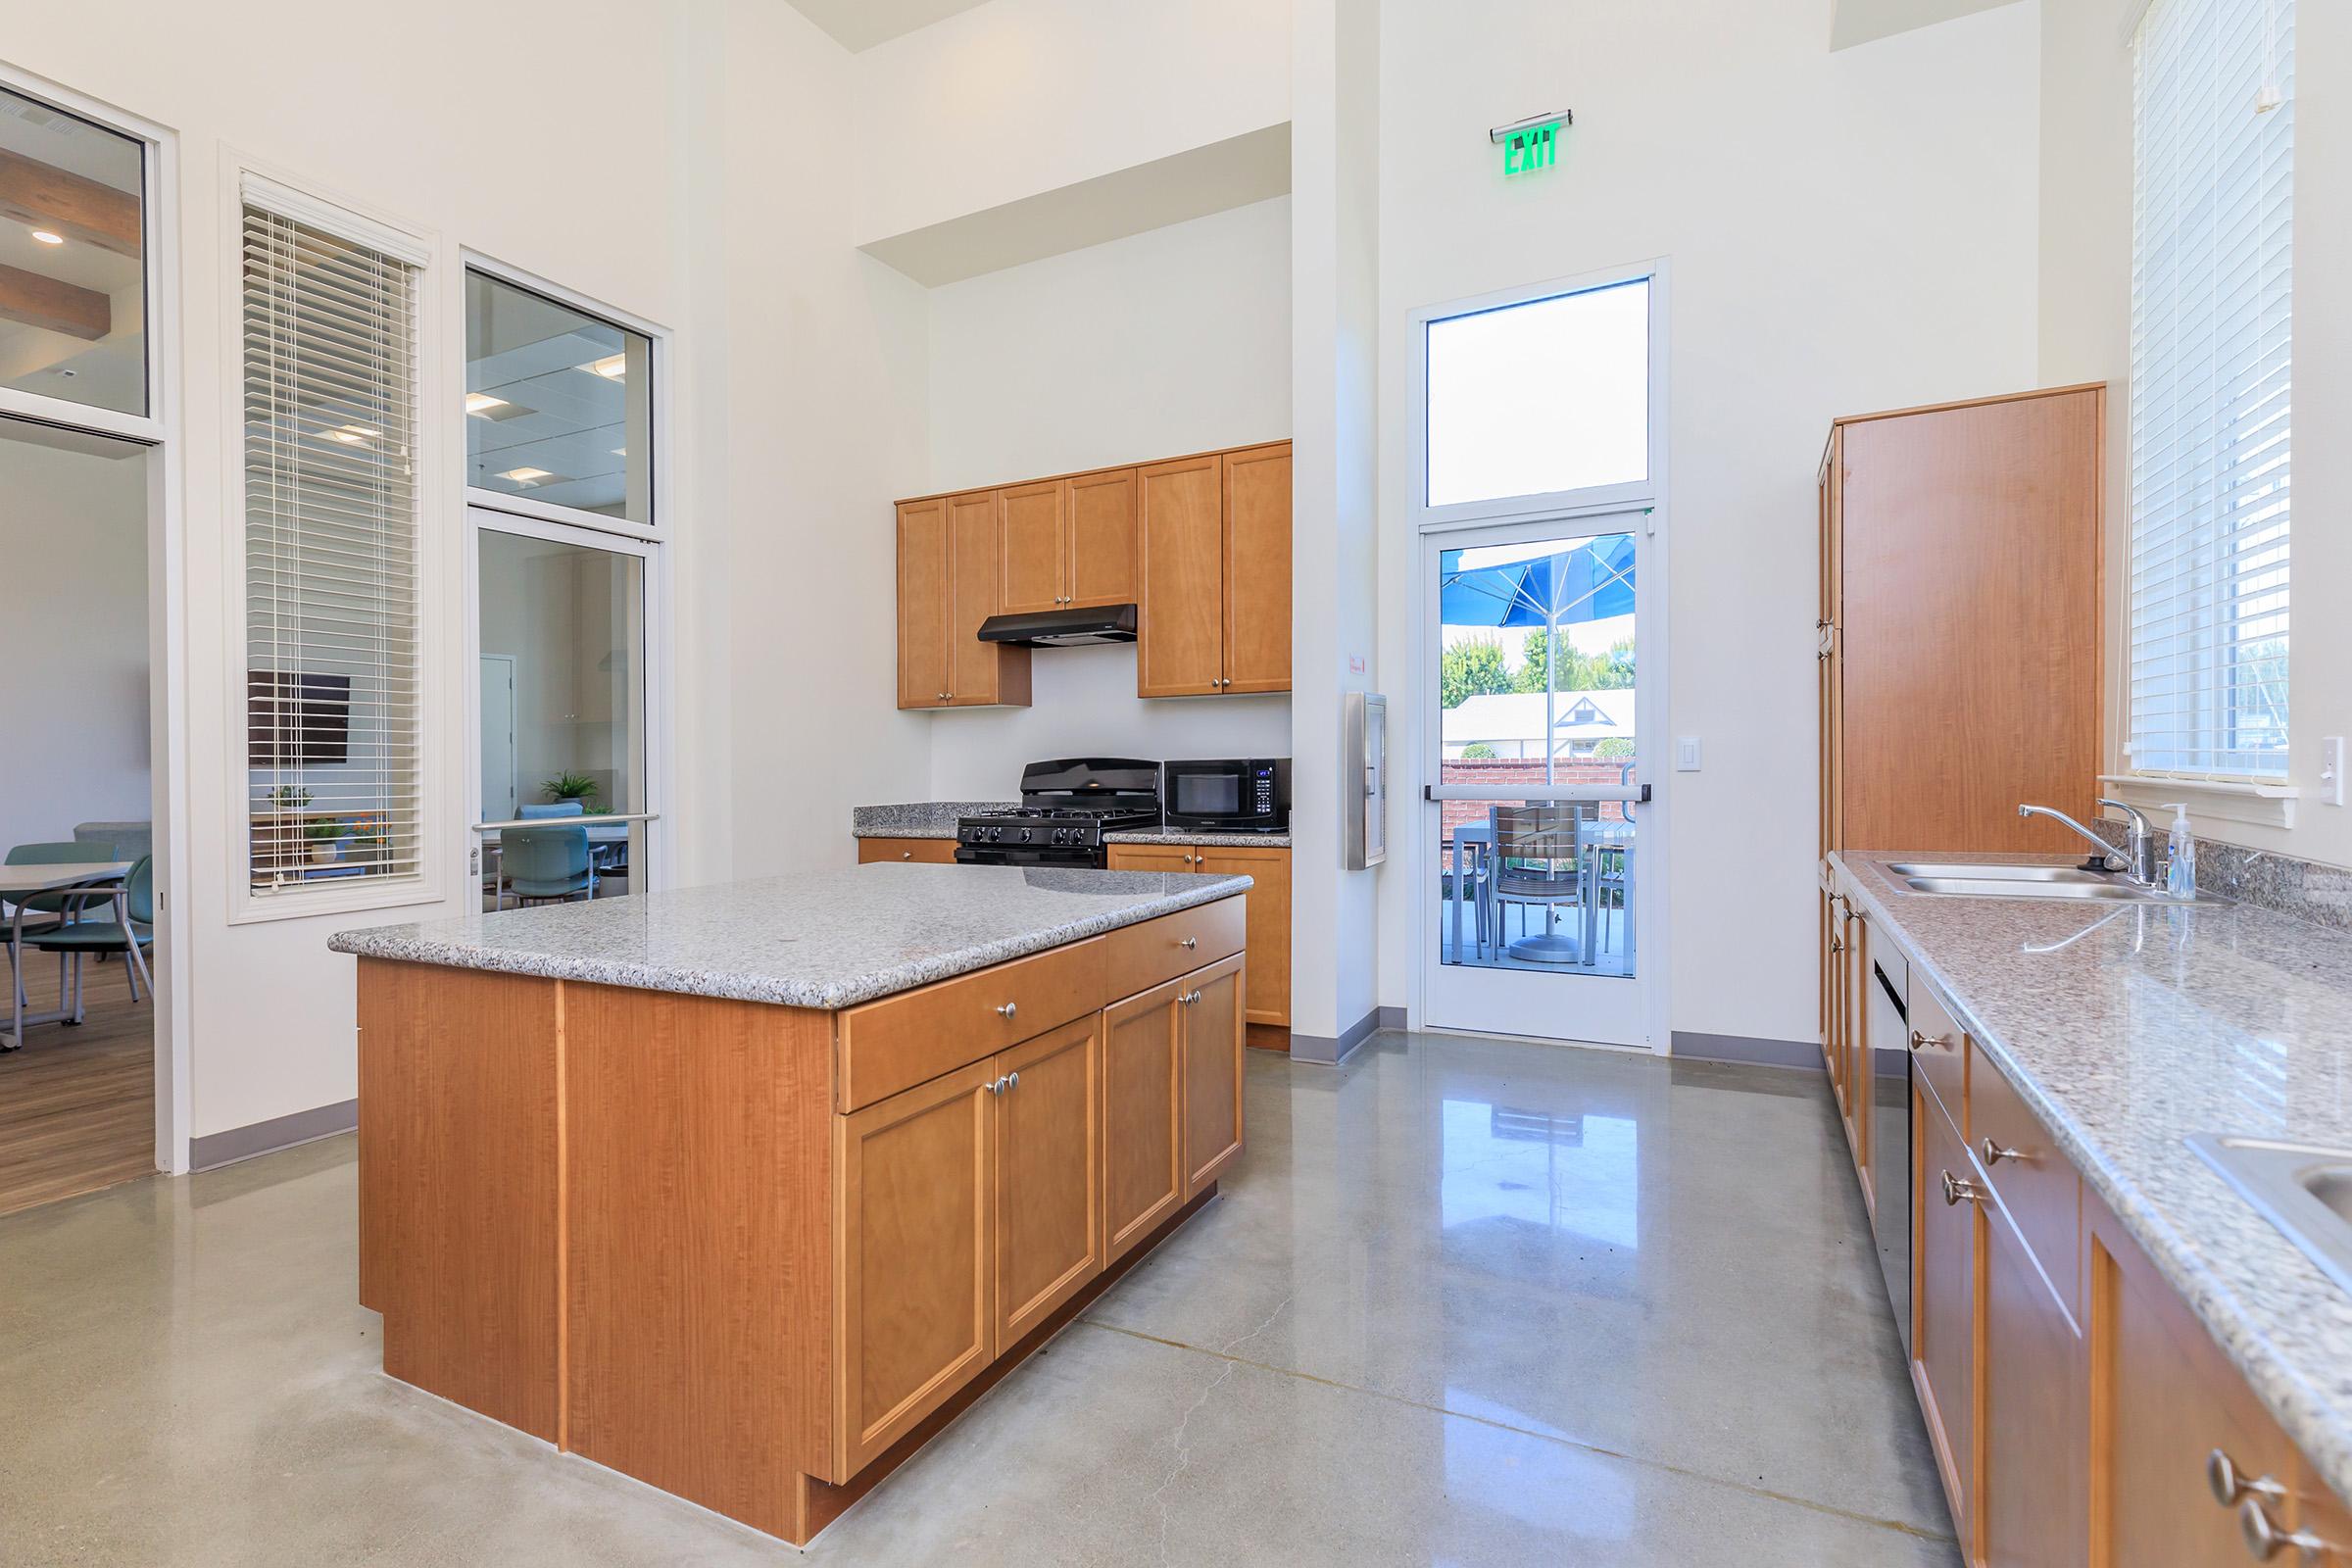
0, 1030, 1956, 1565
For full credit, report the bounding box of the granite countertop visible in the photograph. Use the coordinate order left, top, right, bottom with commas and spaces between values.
1831, 850, 2352, 1499
1103, 828, 1293, 849
851, 802, 1012, 840
329, 865, 1251, 1011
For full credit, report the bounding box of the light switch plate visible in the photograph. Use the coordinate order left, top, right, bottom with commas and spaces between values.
1675, 736, 1701, 772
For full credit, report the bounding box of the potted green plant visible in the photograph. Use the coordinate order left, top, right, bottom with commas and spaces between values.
304, 817, 347, 866
542, 772, 605, 814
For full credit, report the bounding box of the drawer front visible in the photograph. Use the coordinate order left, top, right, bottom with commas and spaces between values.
857, 836, 957, 864
1908, 982, 1967, 1136
1104, 896, 1246, 1003
838, 938, 1107, 1112
1969, 1049, 2082, 1324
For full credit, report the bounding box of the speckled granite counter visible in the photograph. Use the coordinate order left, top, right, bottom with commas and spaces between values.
850, 802, 1012, 840
1831, 850, 2352, 1499
330, 864, 1250, 1010
1103, 828, 1292, 849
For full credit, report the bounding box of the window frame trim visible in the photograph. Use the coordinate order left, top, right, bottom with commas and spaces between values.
224, 153, 446, 926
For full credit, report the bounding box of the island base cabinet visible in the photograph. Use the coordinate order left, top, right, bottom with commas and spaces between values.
996, 1017, 1104, 1345
833, 1058, 1001, 1481
1103, 979, 1187, 1263
1182, 954, 1246, 1196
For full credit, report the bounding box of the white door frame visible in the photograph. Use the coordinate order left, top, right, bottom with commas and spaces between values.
477, 654, 518, 822
0, 61, 192, 1171
1405, 258, 1672, 1054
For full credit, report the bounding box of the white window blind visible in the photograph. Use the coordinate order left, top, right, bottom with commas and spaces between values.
243, 201, 423, 892
2128, 0, 2293, 778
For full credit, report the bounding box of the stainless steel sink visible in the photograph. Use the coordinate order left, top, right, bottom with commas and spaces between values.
2188, 1135, 2352, 1297
1900, 875, 2172, 902
1887, 861, 2114, 883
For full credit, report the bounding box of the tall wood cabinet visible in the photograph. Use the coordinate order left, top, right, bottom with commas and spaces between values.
897, 492, 1031, 710
1820, 385, 2103, 856
1137, 442, 1293, 698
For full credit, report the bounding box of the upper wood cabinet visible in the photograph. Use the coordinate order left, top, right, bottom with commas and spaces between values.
1138, 442, 1293, 698
896, 491, 1031, 710
997, 470, 1142, 615
1821, 386, 2102, 854
996, 480, 1066, 616
1066, 467, 1139, 608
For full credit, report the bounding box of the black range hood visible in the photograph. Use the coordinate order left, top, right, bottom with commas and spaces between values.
976, 604, 1138, 648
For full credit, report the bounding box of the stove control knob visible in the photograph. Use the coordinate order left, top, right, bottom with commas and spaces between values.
1018, 827, 1033, 843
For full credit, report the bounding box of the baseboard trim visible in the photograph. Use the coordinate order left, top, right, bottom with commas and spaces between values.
1291, 1004, 1398, 1066
189, 1098, 358, 1171
1670, 1031, 1824, 1072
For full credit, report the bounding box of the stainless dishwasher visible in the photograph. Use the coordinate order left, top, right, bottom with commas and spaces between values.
1867, 950, 1913, 1352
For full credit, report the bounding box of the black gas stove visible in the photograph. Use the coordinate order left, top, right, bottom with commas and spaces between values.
955, 759, 1160, 867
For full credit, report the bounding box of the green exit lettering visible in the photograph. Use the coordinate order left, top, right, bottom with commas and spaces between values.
1503, 122, 1558, 176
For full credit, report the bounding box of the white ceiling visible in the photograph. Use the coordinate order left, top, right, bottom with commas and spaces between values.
786, 0, 993, 53
1830, 0, 2028, 51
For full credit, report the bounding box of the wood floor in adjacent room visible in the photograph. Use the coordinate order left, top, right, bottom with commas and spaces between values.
0, 956, 155, 1217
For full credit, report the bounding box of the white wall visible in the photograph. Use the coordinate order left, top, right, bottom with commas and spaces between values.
1373, 0, 2045, 1047
2039, 0, 2352, 870
0, 432, 151, 854
921, 197, 1294, 799
851, 0, 1291, 245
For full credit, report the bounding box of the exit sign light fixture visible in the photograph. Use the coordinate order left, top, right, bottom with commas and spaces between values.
1492, 110, 1570, 176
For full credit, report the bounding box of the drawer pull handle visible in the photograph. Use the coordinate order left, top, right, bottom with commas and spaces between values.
2238, 1496, 2329, 1560
1181, 937, 1199, 950
1981, 1136, 2026, 1167
1940, 1170, 1984, 1206
2208, 1449, 2288, 1508
995, 1002, 1017, 1020
1909, 1030, 1947, 1053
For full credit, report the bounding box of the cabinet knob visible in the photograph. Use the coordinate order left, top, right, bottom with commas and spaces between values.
1981, 1136, 2025, 1167
2209, 1449, 2288, 1508
1180, 937, 1199, 950
1940, 1170, 1984, 1206
995, 1002, 1017, 1020
986, 1076, 1004, 1096
1004, 1070, 1018, 1091
1909, 1030, 1947, 1053
901, 851, 913, 860
2238, 1496, 2329, 1561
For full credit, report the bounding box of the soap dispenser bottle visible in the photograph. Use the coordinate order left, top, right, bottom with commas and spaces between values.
2163, 804, 2196, 901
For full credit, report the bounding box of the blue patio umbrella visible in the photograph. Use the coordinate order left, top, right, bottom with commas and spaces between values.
1441, 533, 1636, 783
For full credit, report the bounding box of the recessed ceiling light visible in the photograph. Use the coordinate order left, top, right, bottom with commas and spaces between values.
498, 466, 555, 486
580, 354, 627, 380
28, 228, 64, 246
465, 393, 509, 416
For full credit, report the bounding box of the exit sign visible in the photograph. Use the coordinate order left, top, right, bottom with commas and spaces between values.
1492, 110, 1571, 177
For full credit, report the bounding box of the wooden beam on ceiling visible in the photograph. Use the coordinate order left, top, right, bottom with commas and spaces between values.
0, 262, 111, 340
0, 147, 141, 258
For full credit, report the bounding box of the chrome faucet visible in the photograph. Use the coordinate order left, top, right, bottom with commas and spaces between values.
2017, 801, 2159, 887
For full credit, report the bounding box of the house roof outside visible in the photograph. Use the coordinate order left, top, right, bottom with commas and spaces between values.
1441, 688, 1636, 748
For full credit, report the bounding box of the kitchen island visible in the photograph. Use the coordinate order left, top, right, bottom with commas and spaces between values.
329, 863, 1251, 1545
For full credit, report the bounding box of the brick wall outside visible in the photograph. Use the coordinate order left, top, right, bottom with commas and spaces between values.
1438, 757, 1633, 847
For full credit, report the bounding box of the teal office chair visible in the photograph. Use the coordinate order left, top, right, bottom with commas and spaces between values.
6, 842, 119, 1013
499, 826, 594, 906
24, 854, 155, 1018
517, 801, 585, 820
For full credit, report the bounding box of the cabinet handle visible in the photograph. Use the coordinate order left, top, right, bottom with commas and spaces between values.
1180, 989, 1200, 1005
1909, 1030, 1947, 1053
901, 851, 913, 860
2238, 1497, 2330, 1561
1940, 1170, 1984, 1206
2209, 1449, 2289, 1508
1004, 1070, 1019, 1092
995, 1002, 1017, 1020
986, 1076, 1004, 1096
1830, 937, 1844, 955
1981, 1136, 2025, 1167
1180, 937, 1199, 950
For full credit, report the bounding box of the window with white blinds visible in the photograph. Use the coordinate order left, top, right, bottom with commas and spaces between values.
2128, 0, 2294, 778
242, 196, 424, 893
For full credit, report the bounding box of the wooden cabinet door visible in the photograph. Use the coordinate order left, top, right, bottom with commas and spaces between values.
1221, 443, 1292, 694
995, 1016, 1102, 1345
1843, 904, 1871, 1188
897, 499, 950, 710
1137, 456, 1225, 697
1825, 895, 1848, 1111
833, 1057, 999, 1478
1196, 848, 1288, 1028
1103, 978, 1186, 1263
1066, 467, 1138, 608
1916, 1088, 1979, 1548
998, 479, 1066, 615
2090, 1200, 2297, 1567
1981, 1199, 2083, 1568
1105, 843, 1196, 874
946, 490, 1005, 706
1180, 953, 1246, 1197
857, 837, 958, 864
2293, 1466, 2352, 1567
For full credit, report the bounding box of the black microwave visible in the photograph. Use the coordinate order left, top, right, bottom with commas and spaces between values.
1161, 759, 1291, 832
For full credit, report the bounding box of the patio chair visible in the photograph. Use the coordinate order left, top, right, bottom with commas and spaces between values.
1490, 803, 1589, 964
